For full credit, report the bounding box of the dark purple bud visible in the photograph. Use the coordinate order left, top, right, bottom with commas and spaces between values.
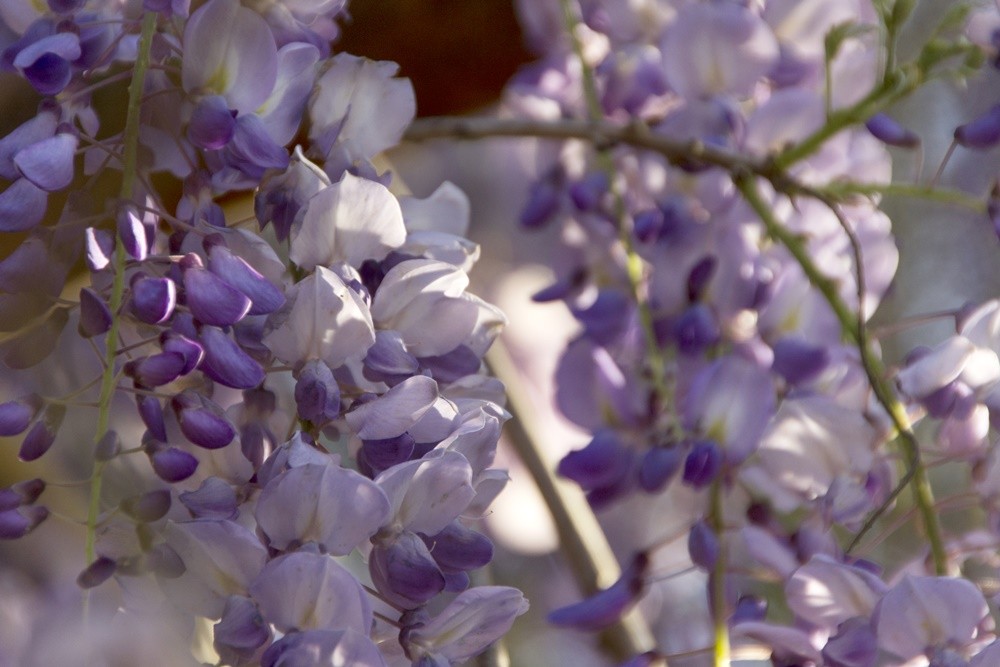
150, 446, 199, 482
0, 505, 48, 539
95, 429, 121, 461
370, 531, 446, 609
672, 303, 720, 354
771, 336, 830, 385
183, 261, 252, 326
682, 440, 721, 489
120, 489, 172, 523
137, 396, 167, 442
569, 171, 609, 211
572, 290, 631, 345
558, 430, 632, 490
172, 392, 236, 449
420, 521, 494, 573
865, 113, 919, 148
822, 617, 877, 667
585, 472, 635, 511
0, 394, 40, 436
443, 569, 470, 592
0, 478, 45, 511
362, 330, 419, 384
687, 256, 716, 302
161, 333, 204, 375
126, 352, 186, 387
955, 105, 1000, 148
76, 556, 117, 589
117, 204, 149, 261
360, 433, 415, 474
633, 209, 663, 243
531, 271, 586, 303
188, 95, 237, 150
199, 326, 265, 389
206, 242, 285, 315
130, 275, 177, 324
214, 595, 270, 665
18, 403, 65, 461
637, 446, 683, 493
179, 477, 238, 519
78, 287, 112, 338
418, 345, 481, 383
520, 178, 561, 229
13, 131, 78, 190
295, 359, 341, 423
687, 520, 718, 570
732, 595, 768, 624
0, 178, 48, 232
548, 551, 649, 631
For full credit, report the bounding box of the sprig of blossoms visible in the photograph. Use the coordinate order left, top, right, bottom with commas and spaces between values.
0, 0, 525, 664
464, 0, 1000, 664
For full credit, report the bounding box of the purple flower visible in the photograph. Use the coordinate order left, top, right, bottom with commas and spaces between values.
0, 505, 49, 540
213, 595, 270, 666
345, 375, 439, 441
263, 265, 375, 368
163, 519, 268, 618
308, 53, 415, 173
182, 0, 277, 114
548, 552, 649, 631
370, 529, 446, 609
0, 394, 40, 436
402, 586, 528, 663
875, 575, 988, 661
249, 551, 372, 634
289, 172, 407, 271
660, 2, 779, 99
254, 462, 390, 554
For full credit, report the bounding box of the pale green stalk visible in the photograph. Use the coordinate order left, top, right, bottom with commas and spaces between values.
84, 11, 159, 622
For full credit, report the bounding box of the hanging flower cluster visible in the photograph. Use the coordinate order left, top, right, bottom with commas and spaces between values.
0, 0, 525, 664
488, 0, 1000, 664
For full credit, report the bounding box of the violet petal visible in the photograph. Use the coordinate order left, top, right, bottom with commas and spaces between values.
199, 326, 265, 389
150, 447, 199, 482
184, 264, 252, 326
13, 132, 78, 191
0, 178, 48, 232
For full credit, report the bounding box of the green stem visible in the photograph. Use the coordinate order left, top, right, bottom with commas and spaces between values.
84, 11, 158, 621
556, 0, 671, 420
771, 69, 918, 171
734, 174, 948, 575
709, 480, 730, 667
821, 181, 987, 213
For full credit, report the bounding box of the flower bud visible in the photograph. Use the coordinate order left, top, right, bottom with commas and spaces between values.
18, 403, 65, 462
954, 104, 1000, 148
76, 556, 117, 589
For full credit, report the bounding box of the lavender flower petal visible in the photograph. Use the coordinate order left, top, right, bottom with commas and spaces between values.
199, 326, 265, 389
250, 551, 372, 634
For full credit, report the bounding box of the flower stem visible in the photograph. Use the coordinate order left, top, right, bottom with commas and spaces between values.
83, 10, 158, 623
709, 479, 730, 667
